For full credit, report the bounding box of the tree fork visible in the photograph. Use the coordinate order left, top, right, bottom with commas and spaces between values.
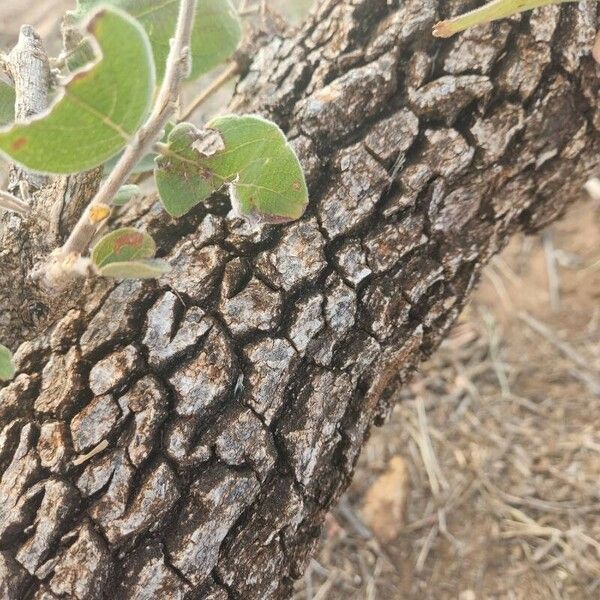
0, 22, 102, 350
0, 0, 599, 598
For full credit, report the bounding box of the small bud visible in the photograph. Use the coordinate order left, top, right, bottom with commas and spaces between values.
113, 184, 142, 206
33, 249, 94, 293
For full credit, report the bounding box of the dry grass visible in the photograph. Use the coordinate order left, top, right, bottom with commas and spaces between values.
294, 198, 600, 599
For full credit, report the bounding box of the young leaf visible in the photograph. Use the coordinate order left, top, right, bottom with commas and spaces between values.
0, 8, 155, 174
207, 115, 309, 222
77, 0, 242, 81
99, 259, 170, 279
154, 123, 217, 217
155, 115, 309, 223
0, 81, 15, 127
92, 227, 156, 269
433, 0, 575, 37
0, 344, 15, 382
113, 184, 143, 206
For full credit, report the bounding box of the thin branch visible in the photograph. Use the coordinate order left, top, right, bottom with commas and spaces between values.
7, 25, 51, 191
180, 61, 240, 122
60, 0, 198, 259
129, 62, 241, 187
0, 189, 30, 216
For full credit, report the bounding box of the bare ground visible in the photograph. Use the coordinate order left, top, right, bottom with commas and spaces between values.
1, 2, 600, 599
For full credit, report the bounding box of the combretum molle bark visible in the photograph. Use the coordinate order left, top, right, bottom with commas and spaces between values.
0, 0, 599, 598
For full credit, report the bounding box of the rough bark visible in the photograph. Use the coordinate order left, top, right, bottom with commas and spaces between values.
0, 25, 102, 349
1, 0, 599, 598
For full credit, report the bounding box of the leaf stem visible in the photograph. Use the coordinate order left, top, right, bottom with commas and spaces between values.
180, 61, 240, 122
154, 141, 170, 156
0, 189, 30, 215
432, 0, 576, 37
60, 0, 198, 259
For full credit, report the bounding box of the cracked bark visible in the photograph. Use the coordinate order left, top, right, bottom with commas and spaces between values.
0, 24, 102, 350
1, 0, 599, 598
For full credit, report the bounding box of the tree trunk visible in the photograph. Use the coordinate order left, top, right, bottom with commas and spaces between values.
1, 0, 599, 598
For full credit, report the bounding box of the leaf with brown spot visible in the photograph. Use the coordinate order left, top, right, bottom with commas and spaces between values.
0, 8, 155, 174
91, 227, 156, 269
155, 116, 309, 223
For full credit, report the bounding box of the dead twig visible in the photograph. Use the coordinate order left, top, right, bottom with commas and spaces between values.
180, 61, 240, 122
0, 189, 29, 215
542, 230, 561, 311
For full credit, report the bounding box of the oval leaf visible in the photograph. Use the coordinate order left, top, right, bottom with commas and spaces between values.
78, 0, 242, 81
0, 344, 15, 382
155, 115, 309, 222
113, 184, 143, 206
92, 227, 156, 269
0, 81, 15, 128
155, 123, 217, 217
0, 8, 155, 174
99, 259, 171, 279
207, 115, 309, 222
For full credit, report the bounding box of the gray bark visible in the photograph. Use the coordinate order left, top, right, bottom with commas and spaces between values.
0, 25, 101, 349
7, 24, 50, 190
1, 0, 599, 598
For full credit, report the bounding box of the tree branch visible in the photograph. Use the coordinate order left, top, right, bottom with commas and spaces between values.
0, 189, 30, 216
58, 0, 198, 262
0, 1, 598, 598
6, 24, 50, 191
180, 61, 240, 122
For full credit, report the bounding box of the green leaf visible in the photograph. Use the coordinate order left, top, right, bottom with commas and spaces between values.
0, 81, 15, 128
432, 0, 575, 37
92, 227, 156, 269
99, 259, 170, 279
77, 0, 242, 81
207, 115, 309, 222
92, 227, 168, 279
65, 36, 97, 73
113, 184, 143, 206
0, 344, 15, 382
0, 8, 155, 174
154, 123, 216, 217
155, 115, 309, 222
